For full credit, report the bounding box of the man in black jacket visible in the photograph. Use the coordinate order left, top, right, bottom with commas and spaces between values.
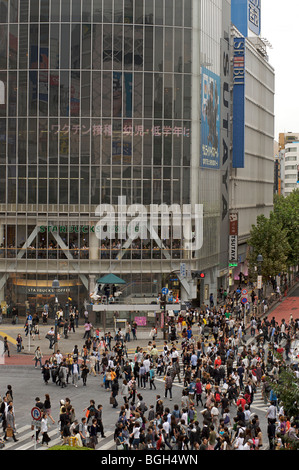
95, 404, 106, 438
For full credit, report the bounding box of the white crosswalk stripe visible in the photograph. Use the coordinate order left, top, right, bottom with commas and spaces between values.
0, 423, 117, 451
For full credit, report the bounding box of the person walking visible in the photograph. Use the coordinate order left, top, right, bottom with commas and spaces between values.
16, 334, 23, 353
4, 406, 18, 442
43, 394, 55, 424
40, 412, 51, 447
111, 378, 119, 408
3, 337, 10, 357
95, 404, 106, 439
34, 346, 43, 368
164, 372, 173, 400
80, 363, 89, 386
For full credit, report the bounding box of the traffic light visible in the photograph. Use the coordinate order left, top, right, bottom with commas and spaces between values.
191, 271, 205, 279
160, 294, 166, 310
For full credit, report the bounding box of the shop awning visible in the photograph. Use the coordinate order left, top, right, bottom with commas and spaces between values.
96, 274, 126, 285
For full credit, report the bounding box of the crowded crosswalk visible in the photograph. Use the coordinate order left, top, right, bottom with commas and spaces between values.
1, 351, 270, 451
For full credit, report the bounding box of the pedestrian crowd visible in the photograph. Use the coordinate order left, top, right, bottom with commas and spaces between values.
1, 292, 299, 451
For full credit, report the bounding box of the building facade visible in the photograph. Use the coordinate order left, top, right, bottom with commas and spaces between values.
0, 0, 233, 317
282, 142, 299, 196
229, 0, 275, 286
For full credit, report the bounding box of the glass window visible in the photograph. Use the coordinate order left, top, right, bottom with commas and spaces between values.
135, 0, 144, 24
184, 0, 192, 27
59, 166, 69, 204
103, 23, 112, 69
28, 165, 37, 204
144, 26, 153, 71
0, 25, 7, 70
92, 24, 102, 70
82, 0, 92, 22
82, 24, 92, 69
60, 24, 70, 68
124, 25, 133, 69
38, 165, 48, 204
165, 0, 173, 25
103, 0, 112, 22
175, 0, 183, 26
124, 0, 133, 24
0, 119, 6, 164
113, 24, 123, 71
40, 0, 49, 22
29, 71, 37, 116
49, 165, 58, 203
17, 165, 26, 204
19, 24, 28, 69
49, 118, 59, 164
51, 0, 60, 22
39, 119, 48, 163
81, 70, 91, 117
20, 0, 29, 22
28, 118, 37, 164
114, 0, 123, 23
61, 0, 70, 22
72, 0, 81, 22
60, 71, 69, 117
10, 0, 18, 22
71, 24, 81, 69
18, 118, 27, 164
80, 166, 90, 204
30, 0, 40, 22
7, 118, 16, 161
154, 27, 163, 71
70, 166, 79, 204
81, 118, 91, 164
155, 0, 163, 25
92, 71, 101, 117
0, 165, 6, 203
93, 0, 102, 22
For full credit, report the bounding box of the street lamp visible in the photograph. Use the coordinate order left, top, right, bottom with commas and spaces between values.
52, 279, 60, 353
257, 254, 263, 302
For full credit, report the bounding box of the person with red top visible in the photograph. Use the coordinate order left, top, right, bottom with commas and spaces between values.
236, 394, 247, 411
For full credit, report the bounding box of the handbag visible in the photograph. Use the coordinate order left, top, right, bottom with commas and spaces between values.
110, 396, 115, 405
6, 426, 13, 438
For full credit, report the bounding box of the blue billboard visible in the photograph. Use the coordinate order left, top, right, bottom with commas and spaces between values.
200, 67, 221, 169
232, 37, 245, 168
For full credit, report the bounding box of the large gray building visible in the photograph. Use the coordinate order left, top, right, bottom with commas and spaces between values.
0, 0, 272, 321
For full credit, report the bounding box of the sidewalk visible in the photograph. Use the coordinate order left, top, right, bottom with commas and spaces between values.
0, 321, 166, 366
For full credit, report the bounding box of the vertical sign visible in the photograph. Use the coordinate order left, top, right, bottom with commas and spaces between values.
229, 211, 238, 262
219, 0, 231, 271
232, 37, 245, 168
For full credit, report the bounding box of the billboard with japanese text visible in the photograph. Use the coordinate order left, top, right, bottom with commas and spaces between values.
200, 67, 221, 169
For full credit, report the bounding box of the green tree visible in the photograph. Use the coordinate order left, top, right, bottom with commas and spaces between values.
273, 190, 299, 267
247, 212, 290, 283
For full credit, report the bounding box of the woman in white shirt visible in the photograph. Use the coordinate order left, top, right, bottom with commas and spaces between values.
130, 422, 140, 449
41, 413, 51, 446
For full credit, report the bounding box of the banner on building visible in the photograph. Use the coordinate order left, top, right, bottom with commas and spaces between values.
229, 212, 238, 262
232, 37, 245, 168
200, 68, 221, 169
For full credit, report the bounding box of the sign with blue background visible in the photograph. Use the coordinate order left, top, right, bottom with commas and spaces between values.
200, 68, 221, 169
232, 37, 245, 168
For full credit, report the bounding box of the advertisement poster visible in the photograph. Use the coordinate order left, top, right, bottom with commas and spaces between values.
200, 67, 221, 169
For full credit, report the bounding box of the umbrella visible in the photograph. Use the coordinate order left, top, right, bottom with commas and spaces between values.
96, 273, 126, 285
